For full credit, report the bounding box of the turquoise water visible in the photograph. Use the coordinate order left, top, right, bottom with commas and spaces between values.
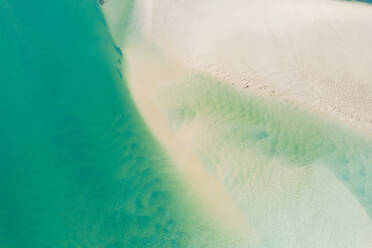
2, 1, 372, 247
0, 1, 220, 247
347, 0, 372, 3
159, 73, 372, 219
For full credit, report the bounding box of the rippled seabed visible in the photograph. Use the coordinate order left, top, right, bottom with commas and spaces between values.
0, 1, 229, 247
1, 0, 372, 248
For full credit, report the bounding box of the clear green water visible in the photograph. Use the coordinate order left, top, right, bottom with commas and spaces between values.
0, 1, 223, 247
2, 1, 372, 247
159, 73, 372, 220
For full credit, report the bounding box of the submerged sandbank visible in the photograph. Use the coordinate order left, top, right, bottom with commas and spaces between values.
122, 39, 372, 247
100, 0, 372, 247
132, 0, 372, 136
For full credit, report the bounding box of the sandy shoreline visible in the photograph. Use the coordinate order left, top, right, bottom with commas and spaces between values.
123, 40, 261, 245
130, 0, 372, 137
99, 1, 372, 246
121, 40, 372, 247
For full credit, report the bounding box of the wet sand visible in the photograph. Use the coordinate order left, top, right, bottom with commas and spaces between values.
100, 0, 372, 247
132, 0, 372, 136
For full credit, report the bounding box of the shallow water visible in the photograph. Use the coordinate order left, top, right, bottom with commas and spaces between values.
2, 1, 372, 247
0, 1, 224, 247
159, 73, 372, 215
118, 32, 372, 245
147, 71, 372, 247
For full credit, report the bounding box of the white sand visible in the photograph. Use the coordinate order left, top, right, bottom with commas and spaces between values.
124, 40, 260, 245
99, 1, 372, 246
123, 40, 372, 247
132, 0, 372, 136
